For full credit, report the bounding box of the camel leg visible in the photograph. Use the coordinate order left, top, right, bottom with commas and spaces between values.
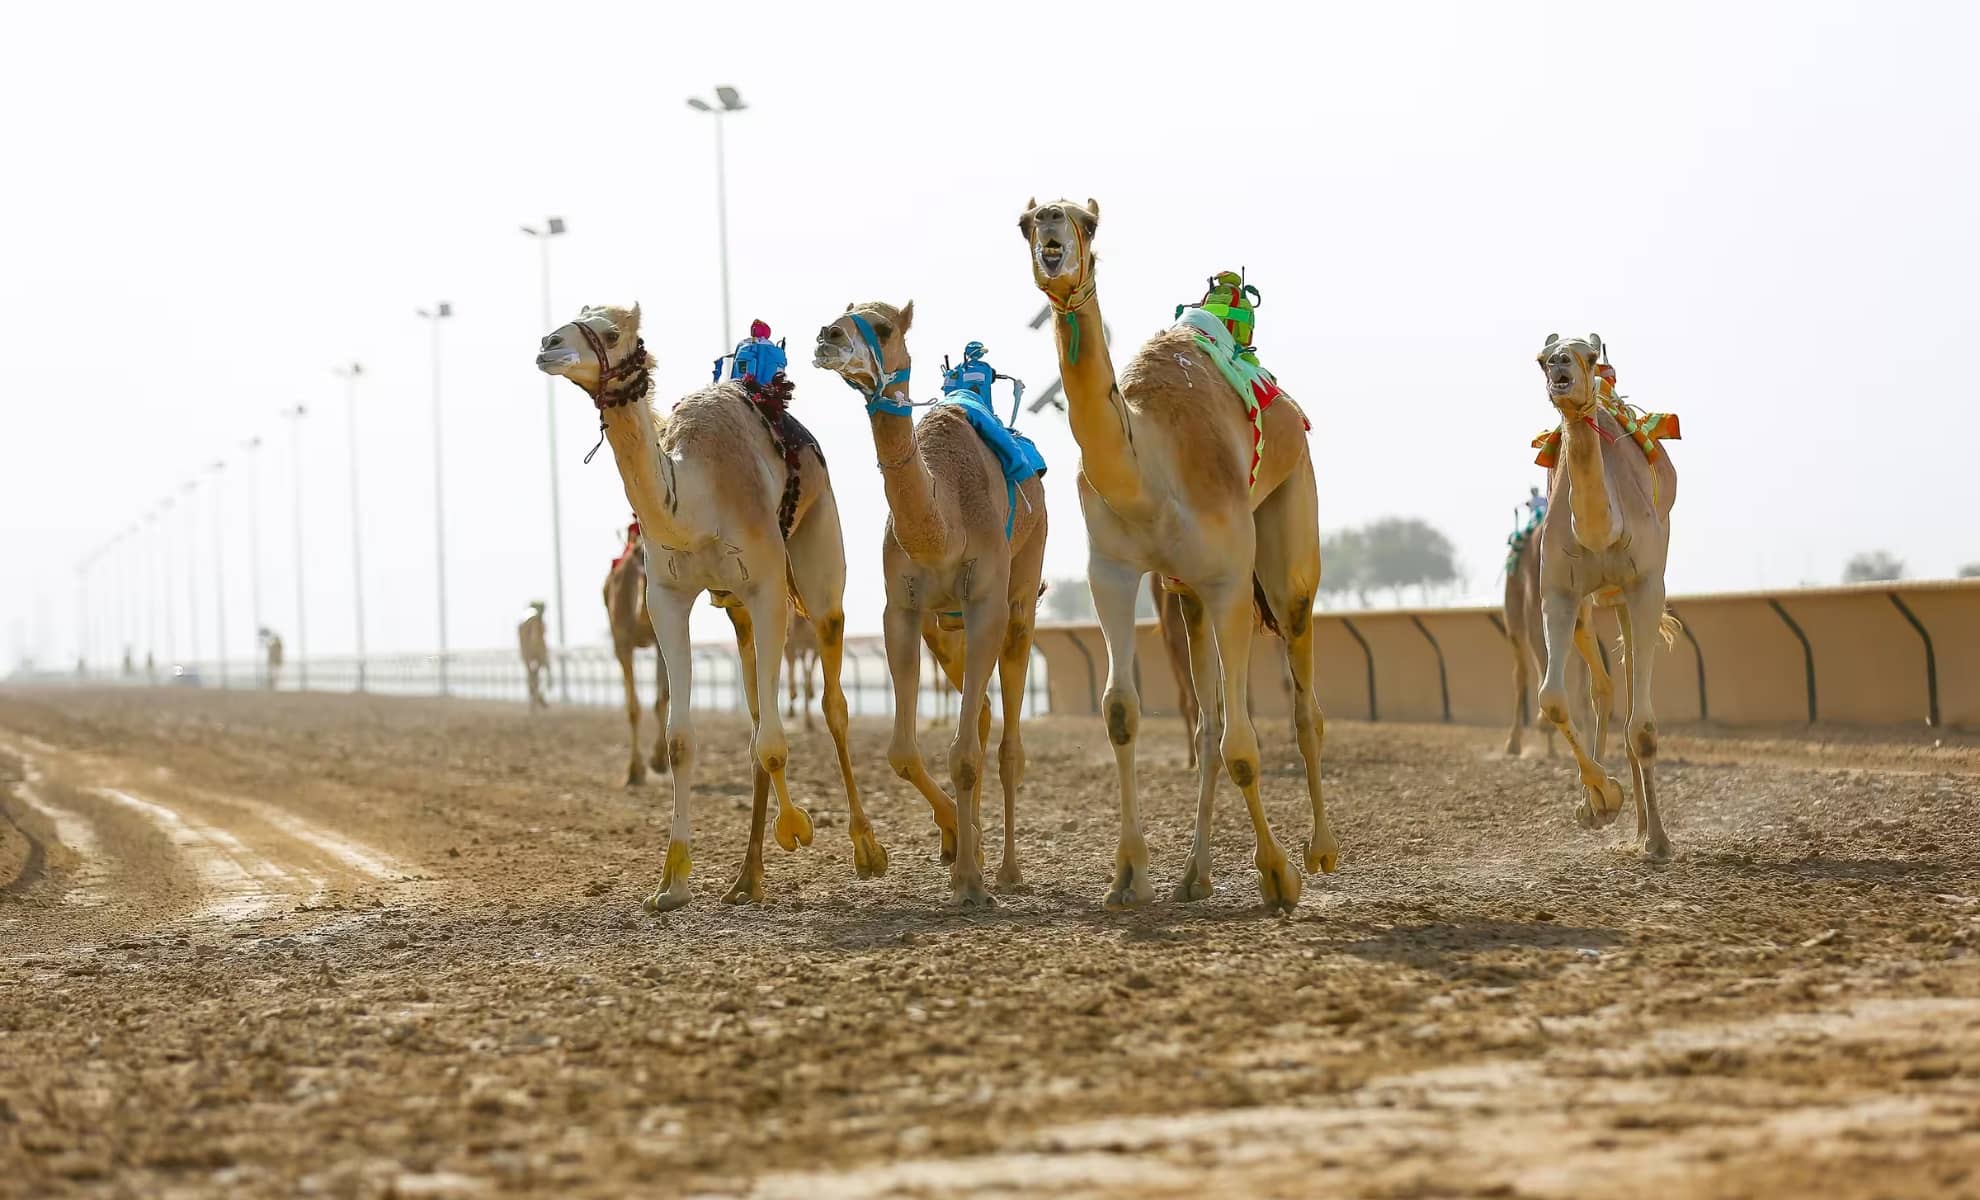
652, 644, 670, 776
785, 648, 798, 720
1252, 456, 1333, 878
1156, 581, 1199, 770
1572, 601, 1614, 762
884, 602, 959, 861
815, 615, 886, 878
803, 651, 817, 733
1505, 631, 1529, 757
946, 589, 1009, 909
1172, 590, 1222, 901
1621, 587, 1672, 862
1208, 583, 1300, 912
616, 640, 646, 787
719, 604, 769, 905
1092, 555, 1156, 909
643, 587, 699, 913
992, 606, 1035, 892
740, 589, 811, 857
1539, 591, 1626, 830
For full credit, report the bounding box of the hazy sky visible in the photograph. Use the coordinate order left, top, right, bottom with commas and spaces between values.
6, 0, 1976, 669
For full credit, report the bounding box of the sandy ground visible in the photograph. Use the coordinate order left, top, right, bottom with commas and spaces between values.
2, 686, 1979, 1198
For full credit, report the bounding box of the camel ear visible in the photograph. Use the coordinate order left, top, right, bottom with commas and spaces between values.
1587, 333, 1602, 354
844, 302, 855, 313
1018, 206, 1036, 239
899, 301, 915, 333
1072, 201, 1098, 239
628, 302, 641, 327
1087, 198, 1101, 222
1544, 332, 1559, 346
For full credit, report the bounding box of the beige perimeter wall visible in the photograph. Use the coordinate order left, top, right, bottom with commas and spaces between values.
1031, 580, 1979, 732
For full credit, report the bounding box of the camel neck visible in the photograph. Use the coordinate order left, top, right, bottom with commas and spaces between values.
867, 385, 949, 564
1051, 286, 1145, 511
1559, 410, 1622, 551
599, 384, 687, 548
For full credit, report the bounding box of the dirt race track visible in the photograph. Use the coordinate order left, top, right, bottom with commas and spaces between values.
3, 687, 1980, 1198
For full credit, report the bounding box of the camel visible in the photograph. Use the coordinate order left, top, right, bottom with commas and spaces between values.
604, 528, 669, 784
517, 601, 550, 710
1533, 333, 1679, 860
813, 304, 1048, 906
539, 304, 884, 910
1020, 200, 1332, 912
1504, 492, 1612, 761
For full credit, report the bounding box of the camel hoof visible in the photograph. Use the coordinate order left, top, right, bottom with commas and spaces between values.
1304, 830, 1341, 875
774, 804, 815, 853
994, 861, 1026, 893
851, 826, 889, 879
952, 873, 996, 909
1504, 738, 1522, 758
721, 866, 765, 906
644, 887, 693, 914
938, 825, 959, 865
650, 751, 669, 775
1641, 836, 1673, 865
1256, 848, 1302, 914
1170, 857, 1215, 903
1103, 856, 1156, 911
625, 764, 647, 788
1574, 776, 1627, 830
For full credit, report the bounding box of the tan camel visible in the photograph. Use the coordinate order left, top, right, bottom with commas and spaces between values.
602, 540, 670, 783
1020, 199, 1333, 912
539, 303, 885, 910
1504, 497, 1613, 761
258, 628, 282, 690
1534, 333, 1679, 860
813, 303, 1048, 906
517, 601, 551, 710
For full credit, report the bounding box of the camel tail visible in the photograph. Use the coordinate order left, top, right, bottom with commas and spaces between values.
1252, 575, 1281, 637
1614, 610, 1684, 654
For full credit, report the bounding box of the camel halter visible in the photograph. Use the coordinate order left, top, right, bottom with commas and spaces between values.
574, 321, 649, 411
839, 312, 913, 417
1036, 212, 1098, 364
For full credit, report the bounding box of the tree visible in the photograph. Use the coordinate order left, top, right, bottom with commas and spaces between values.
1843, 551, 1904, 584
1318, 527, 1369, 608
1041, 577, 1094, 622
1360, 516, 1459, 605
1960, 563, 1980, 579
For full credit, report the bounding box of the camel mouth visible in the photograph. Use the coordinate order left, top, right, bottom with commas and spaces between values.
811, 344, 851, 372
537, 349, 580, 374
1547, 369, 1575, 395
1037, 240, 1067, 273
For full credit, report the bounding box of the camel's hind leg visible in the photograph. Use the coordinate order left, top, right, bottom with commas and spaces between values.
719, 604, 769, 904
1172, 590, 1223, 902
616, 640, 647, 787
1206, 579, 1300, 913
1505, 631, 1531, 757
1539, 591, 1626, 830
1155, 579, 1200, 770
1572, 600, 1614, 762
884, 602, 959, 862
738, 589, 810, 857
1621, 587, 1673, 862
1254, 454, 1334, 878
1091, 555, 1155, 910
946, 585, 1010, 909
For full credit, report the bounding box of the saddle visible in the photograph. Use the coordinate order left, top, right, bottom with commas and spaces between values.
1173, 268, 1307, 494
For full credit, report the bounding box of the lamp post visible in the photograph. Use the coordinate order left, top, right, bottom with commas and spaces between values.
686, 86, 747, 344
207, 460, 228, 687
181, 479, 200, 672
160, 495, 177, 668
281, 404, 309, 690
334, 362, 370, 691
417, 303, 453, 695
520, 217, 571, 701
144, 507, 160, 678
242, 437, 263, 686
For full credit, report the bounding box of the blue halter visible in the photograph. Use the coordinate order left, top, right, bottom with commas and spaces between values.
842, 312, 912, 416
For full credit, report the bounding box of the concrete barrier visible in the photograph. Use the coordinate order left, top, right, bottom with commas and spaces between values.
1034, 580, 1979, 732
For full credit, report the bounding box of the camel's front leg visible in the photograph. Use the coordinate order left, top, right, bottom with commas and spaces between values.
652, 643, 671, 776
720, 604, 768, 904
742, 590, 811, 856
1091, 556, 1155, 909
1209, 585, 1300, 913
883, 602, 958, 860
616, 640, 647, 787
992, 604, 1037, 892
644, 588, 699, 913
1277, 605, 1337, 877
1539, 591, 1626, 829
1505, 633, 1530, 757
1572, 601, 1614, 762
1173, 590, 1223, 902
1622, 587, 1673, 862
947, 588, 1009, 908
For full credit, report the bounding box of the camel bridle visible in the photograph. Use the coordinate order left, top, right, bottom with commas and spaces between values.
574, 319, 649, 411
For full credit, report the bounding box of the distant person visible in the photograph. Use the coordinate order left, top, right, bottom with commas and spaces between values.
258, 627, 284, 690
517, 601, 550, 710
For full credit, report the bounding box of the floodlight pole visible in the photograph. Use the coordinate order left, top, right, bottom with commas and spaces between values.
208, 461, 227, 686
282, 405, 309, 690
335, 363, 369, 691
521, 218, 570, 701
687, 88, 747, 343
418, 304, 454, 696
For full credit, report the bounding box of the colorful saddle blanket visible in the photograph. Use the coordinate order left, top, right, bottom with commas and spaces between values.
1173, 305, 1305, 493
1531, 379, 1680, 470
945, 392, 1045, 539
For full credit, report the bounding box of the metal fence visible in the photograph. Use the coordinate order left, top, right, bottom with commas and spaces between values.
73, 637, 1052, 721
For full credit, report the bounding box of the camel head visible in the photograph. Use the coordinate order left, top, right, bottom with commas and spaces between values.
813, 300, 914, 404
1538, 332, 1606, 417
1018, 198, 1100, 303
537, 304, 645, 397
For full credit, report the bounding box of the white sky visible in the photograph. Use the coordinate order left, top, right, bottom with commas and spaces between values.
5, 0, 1976, 668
